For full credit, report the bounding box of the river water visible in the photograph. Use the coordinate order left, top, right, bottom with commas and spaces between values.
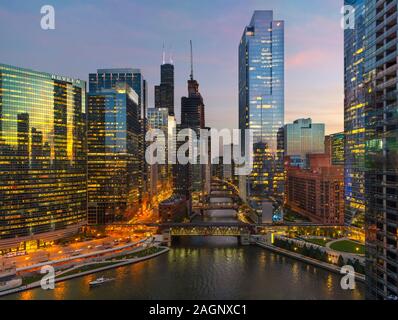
4, 197, 365, 300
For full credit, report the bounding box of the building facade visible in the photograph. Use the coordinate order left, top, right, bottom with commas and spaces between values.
363, 0, 398, 300
284, 118, 325, 167
87, 82, 141, 224
239, 10, 285, 210
284, 154, 345, 225
159, 195, 188, 223
89, 68, 148, 197
180, 70, 206, 206
344, 0, 367, 227
0, 64, 87, 252
147, 107, 175, 195
325, 132, 345, 166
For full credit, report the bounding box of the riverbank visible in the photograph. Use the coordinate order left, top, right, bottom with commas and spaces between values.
0, 246, 169, 297
255, 241, 365, 283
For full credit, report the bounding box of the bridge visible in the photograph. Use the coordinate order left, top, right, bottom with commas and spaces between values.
192, 202, 239, 210
207, 192, 236, 198
162, 222, 252, 245
107, 221, 340, 229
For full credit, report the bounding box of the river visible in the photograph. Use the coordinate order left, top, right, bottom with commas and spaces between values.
4, 197, 365, 300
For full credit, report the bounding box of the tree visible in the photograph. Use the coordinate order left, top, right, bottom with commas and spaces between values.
337, 255, 345, 267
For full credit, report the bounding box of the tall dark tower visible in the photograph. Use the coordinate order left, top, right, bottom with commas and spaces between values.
177, 40, 206, 207
181, 41, 205, 130
155, 46, 175, 116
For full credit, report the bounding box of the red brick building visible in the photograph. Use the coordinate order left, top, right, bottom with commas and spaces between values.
284, 154, 344, 225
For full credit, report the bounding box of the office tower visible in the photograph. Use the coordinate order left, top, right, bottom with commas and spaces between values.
284, 154, 344, 225
180, 41, 206, 205
283, 118, 325, 168
364, 0, 398, 300
89, 68, 146, 112
89, 68, 148, 196
239, 10, 285, 211
325, 132, 345, 166
147, 107, 175, 193
0, 64, 87, 252
173, 123, 192, 210
87, 82, 141, 224
344, 0, 367, 227
155, 53, 175, 116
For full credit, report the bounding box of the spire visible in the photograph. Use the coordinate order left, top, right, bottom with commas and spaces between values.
190, 40, 194, 80
169, 44, 173, 65
162, 42, 166, 65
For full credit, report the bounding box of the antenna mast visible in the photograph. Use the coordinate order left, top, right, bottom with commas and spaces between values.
190, 40, 194, 80
162, 42, 166, 65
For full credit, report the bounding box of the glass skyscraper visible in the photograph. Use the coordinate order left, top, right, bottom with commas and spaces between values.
147, 107, 175, 194
344, 0, 366, 227
363, 0, 398, 300
283, 118, 325, 168
87, 72, 142, 224
89, 68, 148, 197
0, 64, 87, 252
239, 10, 285, 210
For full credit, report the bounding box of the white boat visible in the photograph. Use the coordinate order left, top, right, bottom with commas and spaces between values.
89, 276, 114, 287
0, 278, 22, 292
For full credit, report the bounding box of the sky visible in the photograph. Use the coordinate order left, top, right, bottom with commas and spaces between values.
0, 0, 344, 134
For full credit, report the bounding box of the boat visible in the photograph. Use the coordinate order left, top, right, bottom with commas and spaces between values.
0, 271, 22, 292
89, 276, 114, 287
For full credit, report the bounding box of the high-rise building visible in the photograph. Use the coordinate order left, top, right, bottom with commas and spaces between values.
87, 81, 141, 224
179, 41, 206, 205
147, 107, 175, 194
155, 62, 174, 116
173, 124, 192, 210
0, 64, 87, 252
325, 132, 345, 166
363, 0, 398, 300
284, 154, 344, 225
89, 68, 148, 196
283, 118, 325, 167
239, 10, 285, 210
344, 0, 367, 227
181, 80, 205, 130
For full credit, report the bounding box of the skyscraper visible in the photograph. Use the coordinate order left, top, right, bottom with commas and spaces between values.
344, 0, 366, 227
155, 60, 175, 116
325, 132, 345, 166
87, 74, 141, 224
363, 0, 398, 300
179, 41, 206, 205
147, 107, 176, 194
239, 10, 285, 210
283, 118, 325, 167
0, 64, 87, 252
89, 68, 148, 197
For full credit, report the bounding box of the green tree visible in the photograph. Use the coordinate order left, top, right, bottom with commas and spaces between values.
337, 255, 345, 267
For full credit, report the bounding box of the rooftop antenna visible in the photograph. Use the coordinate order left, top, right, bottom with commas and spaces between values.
162, 42, 166, 65
190, 40, 194, 80
169, 44, 173, 65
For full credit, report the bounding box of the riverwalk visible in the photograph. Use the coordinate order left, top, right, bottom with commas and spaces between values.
0, 246, 169, 297
255, 241, 365, 283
